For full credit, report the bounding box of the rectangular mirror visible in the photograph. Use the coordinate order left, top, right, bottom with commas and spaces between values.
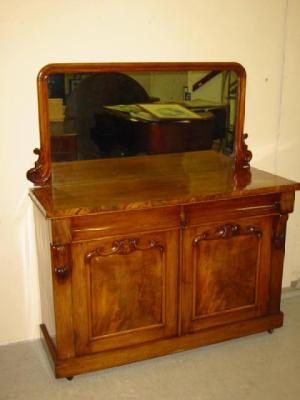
47, 69, 239, 162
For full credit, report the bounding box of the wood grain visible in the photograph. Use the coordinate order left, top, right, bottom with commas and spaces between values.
33, 205, 56, 345
40, 313, 284, 378
29, 151, 300, 218
50, 243, 75, 359
29, 149, 300, 378
72, 230, 179, 355
181, 216, 272, 333
28, 138, 300, 378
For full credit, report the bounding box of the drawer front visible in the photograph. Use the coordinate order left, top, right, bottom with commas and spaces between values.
184, 194, 279, 227
70, 194, 279, 242
71, 206, 180, 241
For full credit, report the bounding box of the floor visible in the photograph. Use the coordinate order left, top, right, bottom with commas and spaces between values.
1, 292, 299, 400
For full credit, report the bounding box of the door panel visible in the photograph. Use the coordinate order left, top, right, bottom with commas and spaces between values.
72, 230, 178, 355
181, 217, 272, 333
88, 239, 164, 337
194, 234, 258, 316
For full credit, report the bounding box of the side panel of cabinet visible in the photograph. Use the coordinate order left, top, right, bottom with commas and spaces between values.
181, 216, 272, 333
72, 229, 179, 355
33, 205, 56, 344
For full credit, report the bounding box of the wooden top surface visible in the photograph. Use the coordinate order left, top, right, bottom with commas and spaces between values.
30, 151, 300, 218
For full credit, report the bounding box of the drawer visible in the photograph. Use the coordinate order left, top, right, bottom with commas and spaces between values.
71, 206, 180, 241
184, 194, 279, 226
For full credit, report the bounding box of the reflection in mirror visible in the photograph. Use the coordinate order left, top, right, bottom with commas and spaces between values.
47, 70, 238, 162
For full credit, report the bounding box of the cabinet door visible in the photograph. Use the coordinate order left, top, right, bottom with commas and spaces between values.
72, 230, 178, 355
181, 216, 272, 334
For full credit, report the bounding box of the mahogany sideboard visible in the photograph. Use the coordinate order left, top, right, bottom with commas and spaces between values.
29, 150, 300, 379
26, 62, 300, 379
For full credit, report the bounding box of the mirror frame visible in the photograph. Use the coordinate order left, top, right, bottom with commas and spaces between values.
27, 62, 251, 185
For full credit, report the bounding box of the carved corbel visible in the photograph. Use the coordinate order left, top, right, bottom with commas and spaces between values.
179, 207, 187, 229
272, 214, 288, 249
51, 244, 71, 280
272, 192, 294, 249
276, 192, 295, 215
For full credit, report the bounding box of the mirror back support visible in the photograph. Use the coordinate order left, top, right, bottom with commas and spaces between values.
27, 62, 250, 186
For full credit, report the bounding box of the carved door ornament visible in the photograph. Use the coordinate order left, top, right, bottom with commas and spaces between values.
193, 223, 262, 245
85, 238, 165, 262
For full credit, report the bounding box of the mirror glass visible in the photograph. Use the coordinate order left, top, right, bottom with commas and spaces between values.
47, 70, 239, 162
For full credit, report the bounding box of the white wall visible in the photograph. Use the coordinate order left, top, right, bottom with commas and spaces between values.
0, 0, 299, 344
276, 0, 300, 286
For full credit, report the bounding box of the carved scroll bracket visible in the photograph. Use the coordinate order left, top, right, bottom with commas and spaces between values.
193, 223, 262, 245
51, 244, 71, 280
85, 238, 165, 263
240, 133, 253, 169
26, 148, 51, 185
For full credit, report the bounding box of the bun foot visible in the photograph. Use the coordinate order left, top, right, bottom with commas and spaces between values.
66, 376, 74, 381
268, 329, 274, 334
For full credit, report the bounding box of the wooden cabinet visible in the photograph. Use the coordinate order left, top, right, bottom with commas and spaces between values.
27, 62, 300, 379
29, 157, 300, 379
